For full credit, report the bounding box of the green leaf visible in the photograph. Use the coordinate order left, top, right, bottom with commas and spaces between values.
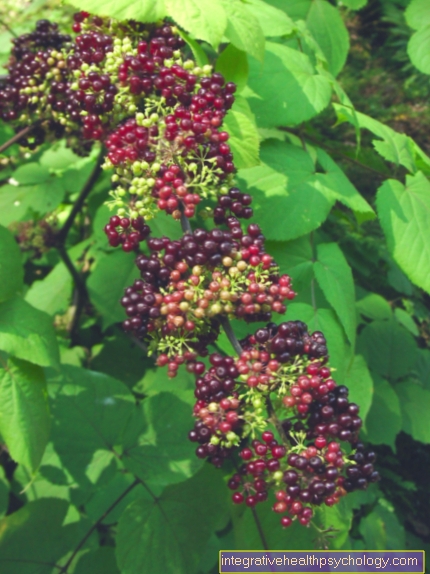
314, 242, 356, 345
138, 365, 194, 398
39, 140, 91, 172
14, 441, 81, 504
165, 0, 227, 47
0, 467, 8, 518
122, 392, 203, 487
357, 320, 417, 380
344, 355, 373, 427
238, 140, 334, 240
220, 0, 265, 60
0, 356, 50, 472
87, 250, 139, 330
317, 499, 352, 548
395, 382, 430, 443
243, 0, 294, 37
356, 293, 392, 321
394, 308, 419, 337
75, 548, 121, 574
306, 0, 349, 76
359, 499, 405, 549
333, 104, 420, 172
232, 503, 315, 549
25, 261, 72, 315
285, 302, 350, 382
405, 0, 430, 30
313, 148, 375, 220
91, 331, 149, 389
372, 136, 416, 171
266, 236, 314, 294
224, 107, 259, 169
0, 498, 86, 574
49, 365, 135, 485
178, 31, 209, 67
388, 261, 413, 296
85, 472, 145, 525
64, 0, 166, 22
365, 376, 401, 450
0, 297, 60, 368
0, 225, 24, 303
12, 163, 50, 184
376, 173, 430, 294
341, 0, 368, 8
247, 42, 332, 127
116, 465, 228, 574
265, 0, 310, 20
0, 164, 66, 225
264, 0, 348, 75
412, 349, 430, 390
25, 240, 88, 316
216, 45, 248, 93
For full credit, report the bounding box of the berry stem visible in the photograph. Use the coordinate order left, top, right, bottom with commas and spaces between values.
0, 124, 35, 154
266, 395, 291, 449
179, 204, 193, 235
219, 315, 243, 356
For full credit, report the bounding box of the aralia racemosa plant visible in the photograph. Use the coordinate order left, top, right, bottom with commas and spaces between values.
0, 12, 379, 532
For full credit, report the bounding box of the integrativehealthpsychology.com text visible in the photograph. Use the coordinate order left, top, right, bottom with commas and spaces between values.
219, 551, 425, 573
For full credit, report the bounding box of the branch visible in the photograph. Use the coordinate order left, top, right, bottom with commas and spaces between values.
54, 150, 103, 342
57, 245, 86, 295
0, 124, 35, 155
59, 478, 140, 573
57, 150, 104, 244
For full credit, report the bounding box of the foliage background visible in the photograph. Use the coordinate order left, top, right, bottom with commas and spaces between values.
0, 0, 429, 571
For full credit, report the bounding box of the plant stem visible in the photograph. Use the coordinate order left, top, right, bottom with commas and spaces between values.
280, 126, 387, 178
57, 245, 86, 295
0, 124, 34, 155
57, 150, 104, 244
0, 18, 17, 37
55, 150, 103, 343
266, 395, 290, 448
309, 232, 317, 312
251, 507, 270, 550
59, 478, 140, 573
218, 315, 243, 356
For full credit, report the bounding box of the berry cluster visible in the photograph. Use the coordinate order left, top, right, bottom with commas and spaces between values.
0, 19, 71, 143
0, 13, 378, 533
11, 219, 57, 258
184, 319, 379, 528
213, 187, 253, 224
104, 215, 150, 251
120, 223, 295, 370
